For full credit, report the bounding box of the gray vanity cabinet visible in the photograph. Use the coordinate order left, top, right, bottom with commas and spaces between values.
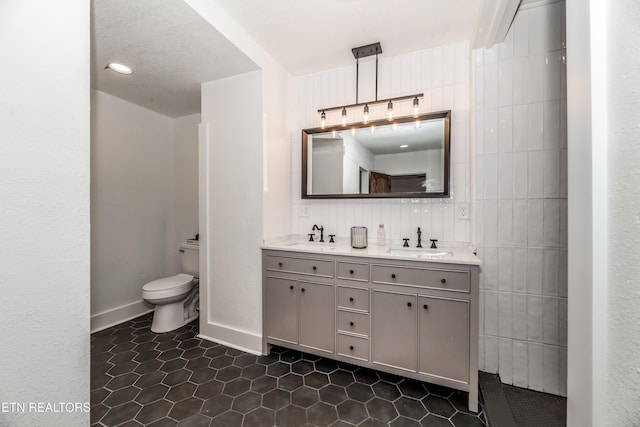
418, 296, 469, 382
262, 249, 479, 412
371, 290, 417, 371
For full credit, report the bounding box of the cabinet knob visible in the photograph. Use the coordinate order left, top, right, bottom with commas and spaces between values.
441, 278, 446, 284
289, 285, 294, 290
349, 297, 354, 302
278, 262, 283, 267
349, 321, 354, 327
423, 304, 428, 310
301, 288, 306, 293
349, 269, 354, 275
349, 345, 354, 351
391, 273, 396, 279
407, 302, 412, 307
313, 266, 317, 271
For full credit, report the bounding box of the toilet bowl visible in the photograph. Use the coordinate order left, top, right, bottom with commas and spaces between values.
142, 241, 200, 333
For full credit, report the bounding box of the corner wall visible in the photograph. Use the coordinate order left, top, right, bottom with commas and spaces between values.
0, 2, 90, 425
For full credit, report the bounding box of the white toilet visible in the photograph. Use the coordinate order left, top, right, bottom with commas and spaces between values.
142, 240, 200, 333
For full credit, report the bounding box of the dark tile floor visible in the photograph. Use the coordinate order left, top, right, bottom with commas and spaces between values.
91, 313, 486, 426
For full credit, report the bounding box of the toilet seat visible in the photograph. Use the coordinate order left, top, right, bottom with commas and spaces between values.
142, 273, 194, 298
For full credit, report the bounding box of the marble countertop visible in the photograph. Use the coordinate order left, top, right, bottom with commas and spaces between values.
262, 235, 481, 266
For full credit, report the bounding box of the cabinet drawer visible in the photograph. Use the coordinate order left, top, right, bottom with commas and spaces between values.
337, 334, 369, 361
371, 264, 470, 292
266, 255, 334, 278
337, 262, 370, 282
337, 286, 369, 312
337, 311, 369, 336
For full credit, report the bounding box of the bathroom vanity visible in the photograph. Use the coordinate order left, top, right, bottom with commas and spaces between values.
261, 240, 481, 412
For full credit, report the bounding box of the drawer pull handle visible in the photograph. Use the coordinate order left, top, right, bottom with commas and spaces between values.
349, 297, 354, 302
349, 345, 354, 351
391, 273, 396, 279
289, 285, 294, 290
278, 262, 283, 267
349, 321, 354, 327
407, 302, 412, 307
301, 288, 306, 293
423, 304, 428, 310
441, 278, 446, 284
349, 269, 354, 274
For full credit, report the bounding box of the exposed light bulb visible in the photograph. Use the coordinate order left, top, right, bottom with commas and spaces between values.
320, 111, 326, 129
370, 125, 375, 134
363, 104, 369, 124
387, 100, 394, 120
413, 97, 420, 117
105, 62, 133, 75
341, 107, 347, 126
415, 120, 421, 129
400, 144, 408, 148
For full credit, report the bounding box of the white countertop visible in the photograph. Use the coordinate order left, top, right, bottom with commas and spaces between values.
262, 235, 481, 266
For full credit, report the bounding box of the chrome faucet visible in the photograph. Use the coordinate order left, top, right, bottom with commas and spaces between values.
416, 227, 422, 248
312, 224, 325, 243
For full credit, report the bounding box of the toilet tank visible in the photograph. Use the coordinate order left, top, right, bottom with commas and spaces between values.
180, 241, 199, 277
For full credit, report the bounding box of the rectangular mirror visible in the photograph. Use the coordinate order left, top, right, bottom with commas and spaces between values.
302, 111, 450, 199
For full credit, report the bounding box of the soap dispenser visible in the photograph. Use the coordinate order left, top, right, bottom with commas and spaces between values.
377, 224, 386, 246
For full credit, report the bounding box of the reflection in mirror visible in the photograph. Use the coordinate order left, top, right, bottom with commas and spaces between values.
302, 111, 450, 199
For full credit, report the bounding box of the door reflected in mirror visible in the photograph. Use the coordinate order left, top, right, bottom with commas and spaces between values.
302, 111, 450, 199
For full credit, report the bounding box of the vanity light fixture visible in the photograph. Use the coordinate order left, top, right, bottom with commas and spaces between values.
105, 62, 133, 75
317, 42, 423, 129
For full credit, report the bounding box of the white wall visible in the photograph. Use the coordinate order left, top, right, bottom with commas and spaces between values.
200, 71, 264, 352
0, 2, 90, 426
605, 1, 640, 422
473, 3, 568, 396
91, 91, 200, 330
292, 42, 470, 246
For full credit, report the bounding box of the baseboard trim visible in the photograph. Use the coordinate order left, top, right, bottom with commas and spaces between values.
91, 300, 154, 333
198, 320, 263, 355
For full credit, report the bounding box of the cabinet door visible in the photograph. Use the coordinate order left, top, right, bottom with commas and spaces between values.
299, 281, 335, 353
266, 277, 298, 344
371, 290, 417, 371
418, 296, 469, 382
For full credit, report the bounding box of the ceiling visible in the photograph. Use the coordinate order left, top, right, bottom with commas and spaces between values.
91, 0, 485, 118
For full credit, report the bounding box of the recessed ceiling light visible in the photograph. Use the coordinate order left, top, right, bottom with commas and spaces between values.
400, 144, 409, 148
105, 62, 133, 75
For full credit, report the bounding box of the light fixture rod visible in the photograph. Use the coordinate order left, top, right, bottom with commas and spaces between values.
317, 93, 424, 113
356, 58, 359, 105
375, 54, 379, 102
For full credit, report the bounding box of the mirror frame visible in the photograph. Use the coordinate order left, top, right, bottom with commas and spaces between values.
301, 110, 451, 199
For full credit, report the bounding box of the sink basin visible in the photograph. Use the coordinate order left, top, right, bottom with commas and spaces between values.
386, 247, 452, 259
286, 242, 337, 251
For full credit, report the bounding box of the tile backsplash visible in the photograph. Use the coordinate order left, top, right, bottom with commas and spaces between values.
290, 41, 471, 246
474, 2, 568, 396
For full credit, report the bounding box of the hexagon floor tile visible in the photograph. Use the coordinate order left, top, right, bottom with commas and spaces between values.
91, 313, 487, 426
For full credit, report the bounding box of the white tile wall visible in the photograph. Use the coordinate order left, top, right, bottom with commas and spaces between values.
290, 42, 471, 244
474, 3, 567, 396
